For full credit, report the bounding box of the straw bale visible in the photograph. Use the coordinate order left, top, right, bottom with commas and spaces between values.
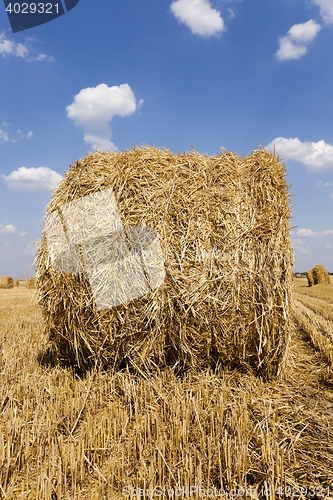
26, 277, 36, 289
296, 273, 301, 279
306, 269, 314, 287
35, 146, 293, 379
0, 276, 14, 289
14, 280, 20, 287
312, 264, 331, 285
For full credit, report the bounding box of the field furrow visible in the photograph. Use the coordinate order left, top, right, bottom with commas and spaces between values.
293, 299, 333, 365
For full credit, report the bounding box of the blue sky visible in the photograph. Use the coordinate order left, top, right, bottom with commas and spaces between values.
0, 0, 332, 278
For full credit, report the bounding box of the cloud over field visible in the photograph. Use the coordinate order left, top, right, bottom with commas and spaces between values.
66, 83, 143, 151
266, 137, 333, 171
0, 224, 17, 234
170, 0, 225, 37
1, 166, 63, 192
275, 20, 321, 61
297, 229, 318, 237
0, 32, 54, 62
313, 0, 333, 24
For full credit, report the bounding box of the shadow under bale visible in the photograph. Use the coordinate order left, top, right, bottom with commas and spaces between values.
35, 146, 294, 380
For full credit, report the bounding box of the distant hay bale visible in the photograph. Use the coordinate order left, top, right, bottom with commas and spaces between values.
0, 276, 14, 289
306, 269, 314, 287
36, 146, 293, 379
26, 277, 36, 289
296, 273, 301, 279
312, 264, 331, 285
14, 280, 20, 287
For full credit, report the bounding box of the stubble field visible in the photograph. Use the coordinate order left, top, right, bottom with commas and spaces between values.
0, 278, 333, 499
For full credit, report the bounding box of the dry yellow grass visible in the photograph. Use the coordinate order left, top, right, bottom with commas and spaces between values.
293, 276, 333, 303
0, 286, 333, 498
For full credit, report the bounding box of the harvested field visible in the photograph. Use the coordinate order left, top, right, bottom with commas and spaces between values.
293, 276, 333, 303
0, 285, 332, 498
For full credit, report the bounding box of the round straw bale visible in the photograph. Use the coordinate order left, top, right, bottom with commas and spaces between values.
14, 280, 20, 287
35, 146, 293, 379
26, 277, 36, 289
306, 269, 314, 287
296, 273, 301, 278
312, 264, 331, 285
0, 276, 14, 289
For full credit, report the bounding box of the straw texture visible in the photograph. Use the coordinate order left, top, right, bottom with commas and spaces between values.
0, 276, 14, 289
35, 146, 293, 379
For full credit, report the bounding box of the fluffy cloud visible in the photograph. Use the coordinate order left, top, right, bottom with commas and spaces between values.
1, 166, 63, 192
266, 137, 333, 171
19, 231, 28, 237
0, 32, 54, 62
0, 224, 17, 234
170, 0, 224, 37
275, 20, 321, 61
66, 83, 143, 151
297, 229, 318, 237
322, 229, 333, 236
313, 0, 333, 24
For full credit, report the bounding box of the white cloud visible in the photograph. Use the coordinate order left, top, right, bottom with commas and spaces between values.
292, 237, 309, 254
275, 20, 321, 61
326, 244, 332, 249
266, 137, 333, 171
0, 32, 54, 62
322, 230, 333, 236
330, 193, 333, 198
297, 228, 318, 237
19, 231, 28, 237
17, 130, 33, 141
0, 224, 17, 234
66, 83, 142, 151
293, 238, 307, 245
170, 0, 224, 37
1, 166, 63, 192
316, 180, 333, 187
0, 128, 10, 143
228, 8, 235, 19
0, 123, 33, 143
313, 0, 333, 24
293, 245, 309, 254
24, 242, 36, 255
